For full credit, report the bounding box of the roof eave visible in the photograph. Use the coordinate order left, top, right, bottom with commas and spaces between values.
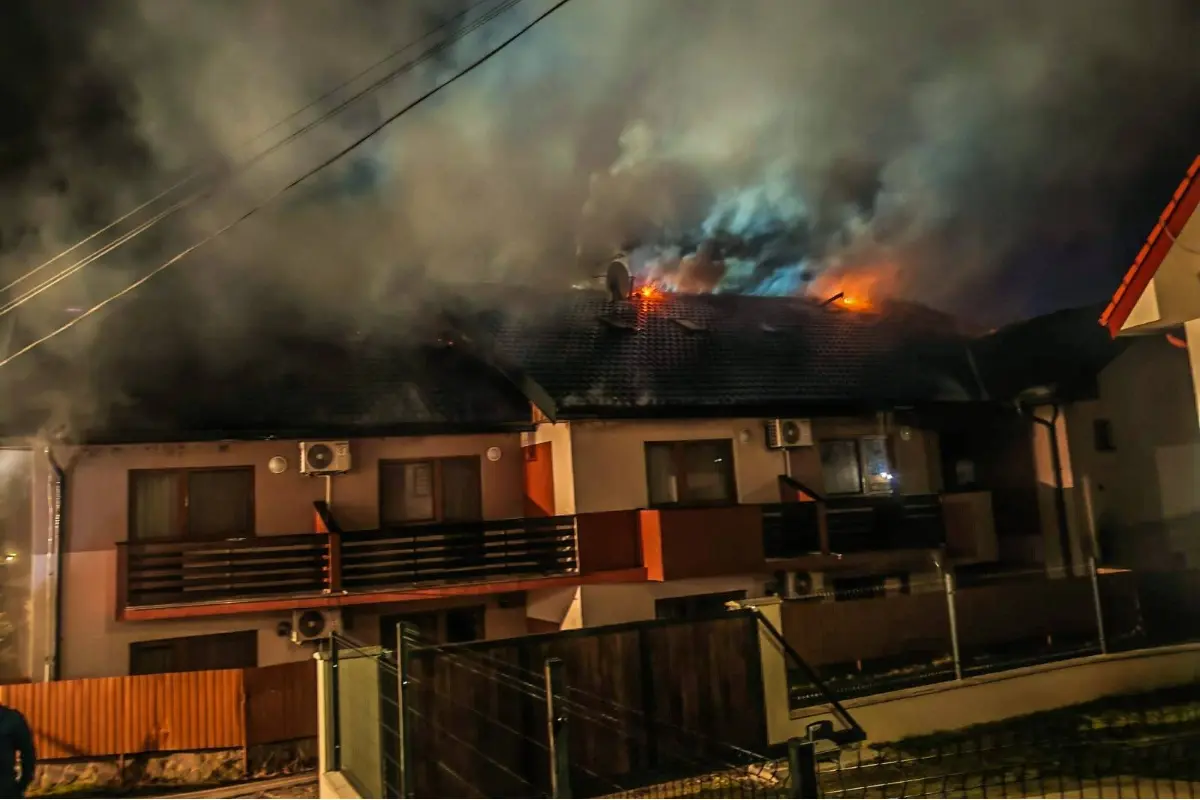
7, 420, 536, 447
1099, 155, 1200, 337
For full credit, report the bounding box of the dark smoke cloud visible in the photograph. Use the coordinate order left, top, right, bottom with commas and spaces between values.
0, 0, 1199, 432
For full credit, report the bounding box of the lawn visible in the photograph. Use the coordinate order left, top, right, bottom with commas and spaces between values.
609, 685, 1200, 799
816, 685, 1200, 798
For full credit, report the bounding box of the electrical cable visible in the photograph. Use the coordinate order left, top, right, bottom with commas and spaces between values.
0, 0, 522, 321
0, 0, 575, 369
0, 0, 503, 298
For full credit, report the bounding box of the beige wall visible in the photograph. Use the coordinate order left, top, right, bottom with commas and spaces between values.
1065, 336, 1200, 567
36, 433, 525, 679
563, 416, 941, 514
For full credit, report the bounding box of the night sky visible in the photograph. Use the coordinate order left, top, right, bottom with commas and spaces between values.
0, 0, 1198, 349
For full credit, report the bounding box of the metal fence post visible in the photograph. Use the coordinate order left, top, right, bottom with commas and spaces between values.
944, 572, 963, 681
396, 623, 416, 799
327, 646, 341, 772
544, 657, 572, 798
1088, 555, 1108, 654
788, 737, 819, 798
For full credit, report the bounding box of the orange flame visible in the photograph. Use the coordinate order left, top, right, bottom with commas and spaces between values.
810, 263, 899, 313
635, 282, 663, 300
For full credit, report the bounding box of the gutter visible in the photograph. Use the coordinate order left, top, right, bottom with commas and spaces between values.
1022, 405, 1074, 575
44, 445, 66, 682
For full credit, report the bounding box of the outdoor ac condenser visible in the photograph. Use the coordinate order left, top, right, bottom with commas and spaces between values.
299, 441, 352, 475
290, 609, 343, 644
765, 419, 814, 449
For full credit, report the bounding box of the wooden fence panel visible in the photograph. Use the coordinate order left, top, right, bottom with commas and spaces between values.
641, 613, 767, 766
954, 578, 1097, 647
407, 612, 767, 798
244, 660, 318, 746
782, 593, 951, 667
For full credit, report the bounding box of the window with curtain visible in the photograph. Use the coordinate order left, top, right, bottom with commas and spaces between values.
379, 457, 482, 525
644, 439, 736, 507
129, 468, 254, 541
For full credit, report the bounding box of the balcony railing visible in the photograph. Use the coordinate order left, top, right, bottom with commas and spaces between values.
762, 494, 947, 561
118, 515, 579, 610
825, 494, 947, 553
762, 502, 823, 559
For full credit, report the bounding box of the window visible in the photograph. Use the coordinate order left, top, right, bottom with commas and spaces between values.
655, 590, 748, 621
129, 468, 254, 541
129, 630, 257, 676
379, 457, 482, 525
819, 436, 894, 495
380, 606, 484, 648
644, 440, 736, 506
1093, 419, 1116, 452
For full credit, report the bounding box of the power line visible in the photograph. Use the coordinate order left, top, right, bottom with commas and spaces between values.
0, 0, 574, 370
0, 0, 512, 314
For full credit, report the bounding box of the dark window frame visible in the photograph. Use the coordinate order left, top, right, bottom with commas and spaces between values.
1093, 418, 1117, 452
378, 456, 483, 526
655, 590, 748, 621
380, 605, 485, 648
127, 466, 255, 542
643, 439, 738, 508
129, 629, 258, 676
819, 435, 896, 496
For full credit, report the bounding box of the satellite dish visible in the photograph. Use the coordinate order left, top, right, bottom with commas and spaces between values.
606, 254, 632, 302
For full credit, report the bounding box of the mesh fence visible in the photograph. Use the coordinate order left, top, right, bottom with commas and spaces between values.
818, 685, 1200, 799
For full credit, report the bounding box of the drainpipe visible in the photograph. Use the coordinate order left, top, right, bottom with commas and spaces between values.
44, 445, 66, 681
1024, 406, 1074, 576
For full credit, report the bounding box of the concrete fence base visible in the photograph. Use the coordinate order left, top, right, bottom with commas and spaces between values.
29, 737, 316, 797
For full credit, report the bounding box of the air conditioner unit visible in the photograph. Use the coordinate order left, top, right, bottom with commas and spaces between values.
290, 608, 343, 644
765, 419, 813, 449
299, 441, 351, 475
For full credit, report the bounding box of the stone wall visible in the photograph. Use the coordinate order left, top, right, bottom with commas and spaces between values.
28, 737, 317, 797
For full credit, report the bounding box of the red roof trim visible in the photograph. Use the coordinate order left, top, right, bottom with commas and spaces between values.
1100, 155, 1200, 336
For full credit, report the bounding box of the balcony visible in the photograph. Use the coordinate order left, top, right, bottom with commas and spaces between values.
116, 495, 962, 618
117, 515, 597, 619
762, 494, 948, 560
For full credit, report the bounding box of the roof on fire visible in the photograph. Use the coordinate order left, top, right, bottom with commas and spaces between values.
457, 288, 989, 418
0, 285, 1120, 443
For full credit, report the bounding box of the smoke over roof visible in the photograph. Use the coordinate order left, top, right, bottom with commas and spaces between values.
0, 0, 1198, 435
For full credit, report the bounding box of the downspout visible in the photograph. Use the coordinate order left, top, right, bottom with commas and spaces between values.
1024, 406, 1074, 576
44, 446, 65, 682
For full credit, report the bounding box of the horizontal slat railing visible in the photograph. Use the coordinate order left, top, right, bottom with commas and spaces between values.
118, 516, 580, 610
339, 515, 578, 592
826, 494, 948, 553
119, 534, 330, 607
762, 502, 822, 559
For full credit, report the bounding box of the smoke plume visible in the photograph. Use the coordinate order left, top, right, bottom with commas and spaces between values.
1, 0, 1199, 430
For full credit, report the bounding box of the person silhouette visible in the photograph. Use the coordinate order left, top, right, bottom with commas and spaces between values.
0, 703, 35, 796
